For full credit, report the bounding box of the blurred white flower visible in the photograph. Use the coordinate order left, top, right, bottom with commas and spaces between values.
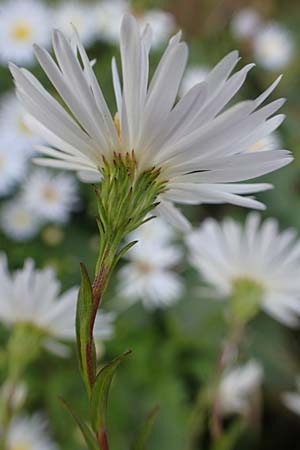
53, 1, 97, 47
179, 65, 210, 97
0, 381, 27, 411
282, 377, 300, 416
138, 9, 175, 48
94, 0, 129, 44
231, 8, 261, 40
22, 169, 79, 223
186, 213, 300, 327
0, 93, 39, 156
118, 219, 183, 309
219, 360, 263, 416
0, 0, 51, 65
4, 414, 57, 450
11, 15, 292, 231
0, 135, 26, 197
1, 199, 40, 241
253, 23, 294, 70
0, 254, 115, 355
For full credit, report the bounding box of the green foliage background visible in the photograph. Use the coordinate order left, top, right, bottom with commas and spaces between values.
1, 0, 300, 449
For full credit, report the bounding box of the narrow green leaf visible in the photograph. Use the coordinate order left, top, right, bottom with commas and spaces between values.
130, 406, 160, 450
90, 349, 132, 432
76, 263, 94, 392
211, 420, 244, 450
60, 398, 98, 450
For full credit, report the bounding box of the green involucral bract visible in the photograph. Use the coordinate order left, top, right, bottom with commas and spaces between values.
229, 278, 264, 326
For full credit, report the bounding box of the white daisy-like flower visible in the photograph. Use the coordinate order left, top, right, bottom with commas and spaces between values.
219, 360, 263, 416
0, 254, 115, 355
4, 414, 57, 450
186, 213, 300, 327
253, 23, 294, 70
94, 0, 129, 44
10, 14, 292, 230
0, 92, 39, 155
137, 9, 175, 49
231, 8, 261, 40
179, 65, 210, 97
282, 377, 300, 416
22, 168, 79, 223
53, 1, 97, 47
0, 0, 51, 65
0, 134, 27, 197
1, 199, 41, 241
118, 220, 183, 308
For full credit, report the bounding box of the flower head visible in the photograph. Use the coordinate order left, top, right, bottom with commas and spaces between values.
10, 14, 292, 229
118, 218, 183, 308
22, 168, 79, 223
231, 8, 261, 40
282, 377, 300, 416
219, 360, 263, 416
0, 254, 115, 354
53, 1, 97, 47
0, 134, 26, 197
0, 0, 51, 65
253, 23, 294, 70
4, 414, 57, 450
0, 92, 39, 156
186, 214, 300, 327
0, 199, 40, 240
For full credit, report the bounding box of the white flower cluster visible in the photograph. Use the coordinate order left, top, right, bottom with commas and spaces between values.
118, 217, 184, 309
231, 7, 294, 70
0, 253, 115, 356
0, 0, 175, 66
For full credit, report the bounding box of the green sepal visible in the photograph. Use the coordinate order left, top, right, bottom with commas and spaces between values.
130, 406, 160, 450
90, 349, 132, 433
76, 263, 95, 394
60, 398, 99, 450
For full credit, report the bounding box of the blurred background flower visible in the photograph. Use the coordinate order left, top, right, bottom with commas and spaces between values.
0, 1, 300, 449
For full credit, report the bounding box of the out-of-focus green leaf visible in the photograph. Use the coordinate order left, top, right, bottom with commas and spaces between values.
61, 398, 98, 450
76, 263, 95, 394
130, 406, 160, 450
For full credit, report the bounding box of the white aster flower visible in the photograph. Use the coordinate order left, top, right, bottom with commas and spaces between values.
94, 0, 129, 44
1, 199, 40, 241
253, 23, 294, 70
0, 134, 26, 197
118, 220, 183, 308
11, 14, 292, 230
53, 1, 97, 47
179, 65, 210, 97
231, 8, 261, 40
0, 92, 39, 155
22, 168, 79, 223
137, 9, 175, 49
219, 360, 263, 416
4, 414, 57, 450
0, 0, 51, 65
186, 213, 300, 327
0, 254, 115, 355
282, 378, 300, 416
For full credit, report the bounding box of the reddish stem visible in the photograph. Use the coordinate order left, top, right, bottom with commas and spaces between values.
97, 428, 109, 450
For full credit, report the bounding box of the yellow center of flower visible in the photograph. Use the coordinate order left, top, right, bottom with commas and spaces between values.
42, 186, 58, 203
18, 116, 31, 136
11, 22, 32, 42
11, 444, 30, 450
136, 261, 153, 273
